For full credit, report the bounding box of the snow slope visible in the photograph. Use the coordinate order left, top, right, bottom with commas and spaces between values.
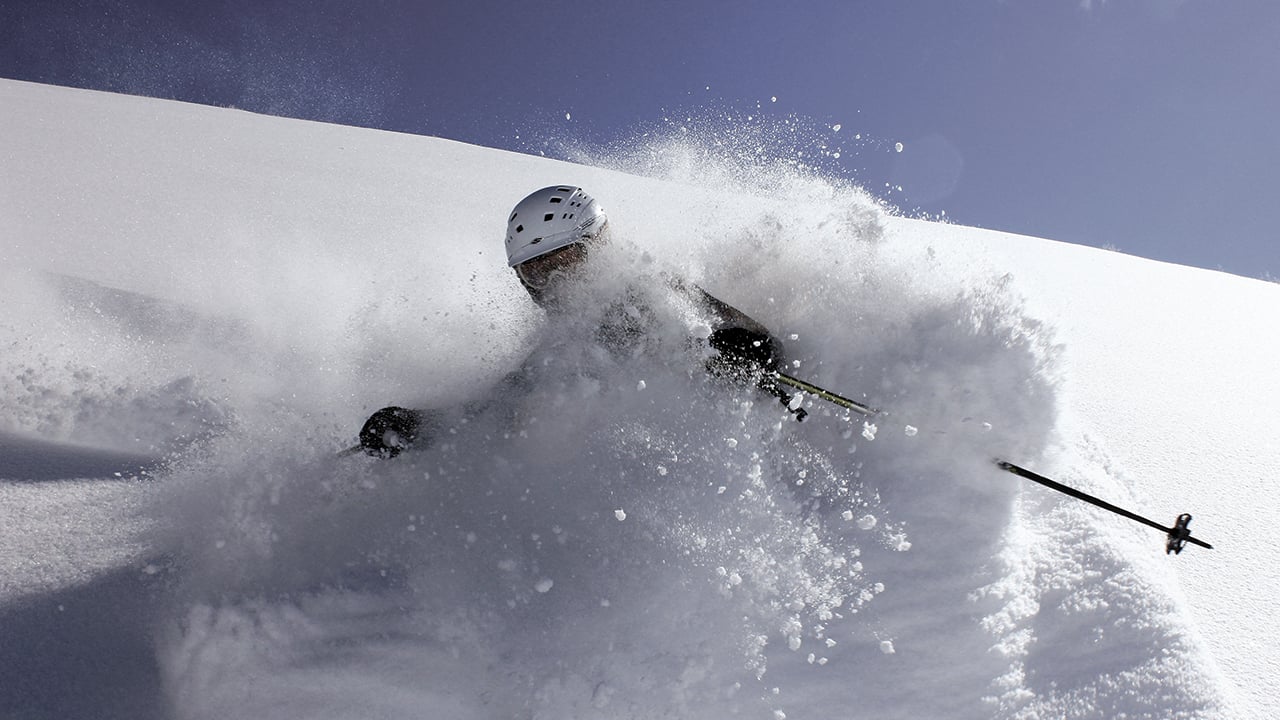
2, 78, 1277, 720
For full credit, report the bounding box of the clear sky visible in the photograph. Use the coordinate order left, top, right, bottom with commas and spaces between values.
2, 0, 1276, 279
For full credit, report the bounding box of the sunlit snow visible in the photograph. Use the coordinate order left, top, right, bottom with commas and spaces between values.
2, 79, 1278, 720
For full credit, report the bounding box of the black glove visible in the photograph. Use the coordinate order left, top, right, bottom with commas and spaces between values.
707, 326, 781, 381
706, 327, 807, 422
359, 406, 424, 458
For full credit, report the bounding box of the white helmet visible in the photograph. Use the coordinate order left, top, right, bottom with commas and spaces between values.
504, 186, 607, 267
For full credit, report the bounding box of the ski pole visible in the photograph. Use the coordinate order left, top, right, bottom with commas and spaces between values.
761, 374, 1212, 554
995, 460, 1212, 554
770, 372, 880, 417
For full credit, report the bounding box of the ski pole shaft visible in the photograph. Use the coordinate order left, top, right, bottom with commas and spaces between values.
772, 372, 880, 416
757, 373, 1214, 554
996, 460, 1212, 552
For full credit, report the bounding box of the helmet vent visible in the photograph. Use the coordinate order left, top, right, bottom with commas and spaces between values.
515, 224, 523, 233
550, 197, 562, 204
544, 213, 554, 221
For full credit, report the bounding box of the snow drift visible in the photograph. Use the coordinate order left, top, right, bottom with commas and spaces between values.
1, 79, 1277, 720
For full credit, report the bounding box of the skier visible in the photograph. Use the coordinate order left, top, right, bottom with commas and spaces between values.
357, 185, 801, 458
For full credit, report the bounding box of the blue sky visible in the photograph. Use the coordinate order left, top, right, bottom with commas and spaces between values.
3, 0, 1276, 279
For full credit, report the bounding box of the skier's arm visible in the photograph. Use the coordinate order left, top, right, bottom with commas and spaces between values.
688, 285, 808, 421
357, 359, 538, 458
688, 284, 783, 372
693, 286, 774, 337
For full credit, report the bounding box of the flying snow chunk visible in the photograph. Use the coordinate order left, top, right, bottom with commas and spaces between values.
861, 422, 878, 441
832, 124, 842, 132
636, 379, 646, 391
904, 425, 918, 437
535, 578, 554, 593
894, 142, 904, 153
857, 514, 878, 530
879, 640, 896, 654
614, 509, 627, 521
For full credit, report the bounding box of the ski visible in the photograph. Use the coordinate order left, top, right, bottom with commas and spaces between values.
995, 460, 1212, 553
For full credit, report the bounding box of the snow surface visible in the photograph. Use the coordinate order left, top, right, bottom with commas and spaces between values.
2, 78, 1277, 719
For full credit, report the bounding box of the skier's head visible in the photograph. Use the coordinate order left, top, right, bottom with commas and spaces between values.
505, 186, 608, 302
